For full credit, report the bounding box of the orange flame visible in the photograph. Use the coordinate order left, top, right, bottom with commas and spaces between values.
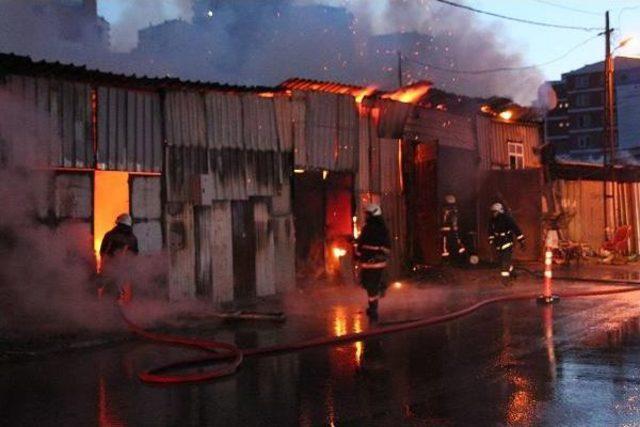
354, 85, 377, 104
382, 82, 430, 104
258, 92, 275, 98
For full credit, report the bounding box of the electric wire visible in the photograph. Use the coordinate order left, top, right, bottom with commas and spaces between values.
530, 0, 601, 17
432, 0, 603, 32
402, 33, 602, 74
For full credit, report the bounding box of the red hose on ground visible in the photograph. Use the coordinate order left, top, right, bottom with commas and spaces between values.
120, 280, 640, 385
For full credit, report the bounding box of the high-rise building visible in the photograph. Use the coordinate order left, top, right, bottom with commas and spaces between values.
544, 57, 640, 158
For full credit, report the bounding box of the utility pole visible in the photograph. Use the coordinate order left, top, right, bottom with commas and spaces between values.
603, 10, 616, 240
397, 50, 403, 88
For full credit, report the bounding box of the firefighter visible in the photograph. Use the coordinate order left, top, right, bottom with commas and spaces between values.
355, 204, 391, 320
488, 202, 525, 285
441, 194, 466, 264
99, 213, 139, 301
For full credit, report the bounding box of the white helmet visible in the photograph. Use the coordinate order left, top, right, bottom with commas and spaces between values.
490, 202, 504, 214
445, 194, 456, 204
116, 213, 132, 227
365, 203, 382, 217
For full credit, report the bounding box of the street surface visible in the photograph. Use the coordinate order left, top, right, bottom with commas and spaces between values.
3, 267, 640, 426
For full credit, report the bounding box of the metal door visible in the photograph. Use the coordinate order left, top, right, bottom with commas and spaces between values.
232, 200, 256, 300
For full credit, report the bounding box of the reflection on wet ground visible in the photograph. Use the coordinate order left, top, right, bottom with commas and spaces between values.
4, 286, 640, 425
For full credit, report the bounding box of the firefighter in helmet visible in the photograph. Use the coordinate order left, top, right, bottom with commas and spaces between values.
99, 213, 139, 301
355, 203, 391, 320
441, 194, 466, 264
488, 202, 525, 285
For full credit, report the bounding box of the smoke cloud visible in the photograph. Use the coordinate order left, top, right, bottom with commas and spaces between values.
109, 0, 193, 52
0, 89, 175, 338
0, 0, 544, 104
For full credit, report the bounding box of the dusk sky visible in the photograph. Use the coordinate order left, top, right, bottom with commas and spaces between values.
97, 0, 640, 82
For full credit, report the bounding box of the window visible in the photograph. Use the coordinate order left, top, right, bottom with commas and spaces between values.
578, 135, 590, 149
578, 114, 592, 128
508, 141, 525, 170
575, 93, 590, 107
576, 75, 590, 89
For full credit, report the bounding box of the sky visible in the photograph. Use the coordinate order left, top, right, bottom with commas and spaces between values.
97, 0, 640, 82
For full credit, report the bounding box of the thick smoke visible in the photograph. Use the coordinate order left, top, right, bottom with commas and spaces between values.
109, 0, 193, 52
0, 0, 544, 104
0, 89, 177, 337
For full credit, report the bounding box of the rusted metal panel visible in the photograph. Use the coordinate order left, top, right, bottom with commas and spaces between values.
194, 206, 213, 298
242, 95, 279, 151
232, 200, 256, 300
210, 201, 234, 304
54, 173, 92, 219
132, 177, 162, 219
304, 91, 337, 170
273, 95, 305, 154
477, 169, 542, 261
380, 138, 402, 195
377, 99, 413, 139
2, 75, 91, 168
133, 221, 163, 254
165, 91, 206, 147
204, 91, 243, 149
476, 115, 542, 170
369, 121, 381, 193
380, 192, 407, 278
97, 88, 163, 172
254, 200, 276, 297
335, 95, 358, 171
405, 108, 476, 151
273, 214, 296, 293
356, 115, 371, 192
271, 179, 292, 216
131, 176, 163, 254
166, 202, 196, 301
246, 150, 280, 197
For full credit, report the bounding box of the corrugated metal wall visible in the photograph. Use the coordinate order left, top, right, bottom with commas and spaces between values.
291, 91, 358, 172
131, 176, 163, 254
164, 89, 291, 301
1, 75, 92, 168
377, 99, 413, 139
476, 115, 542, 170
554, 179, 640, 254
405, 108, 476, 151
97, 87, 162, 172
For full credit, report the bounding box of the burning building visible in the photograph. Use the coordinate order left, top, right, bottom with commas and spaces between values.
0, 53, 418, 304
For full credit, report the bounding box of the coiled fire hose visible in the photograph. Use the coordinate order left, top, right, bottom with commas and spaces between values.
120, 273, 640, 385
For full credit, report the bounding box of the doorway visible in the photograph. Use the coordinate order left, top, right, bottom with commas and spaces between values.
94, 170, 130, 270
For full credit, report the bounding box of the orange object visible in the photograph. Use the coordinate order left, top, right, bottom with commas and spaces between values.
602, 225, 632, 254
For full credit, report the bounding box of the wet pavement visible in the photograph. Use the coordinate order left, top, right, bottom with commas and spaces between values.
4, 267, 640, 426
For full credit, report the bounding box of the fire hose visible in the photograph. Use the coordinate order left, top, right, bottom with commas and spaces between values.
119, 272, 640, 385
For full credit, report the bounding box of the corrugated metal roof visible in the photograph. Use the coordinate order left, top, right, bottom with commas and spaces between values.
280, 78, 368, 96
0, 52, 278, 93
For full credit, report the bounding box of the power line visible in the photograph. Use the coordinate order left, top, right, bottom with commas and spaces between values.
530, 0, 601, 17
402, 34, 601, 75
432, 0, 603, 32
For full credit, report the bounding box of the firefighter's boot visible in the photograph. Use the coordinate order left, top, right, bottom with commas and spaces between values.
366, 298, 379, 320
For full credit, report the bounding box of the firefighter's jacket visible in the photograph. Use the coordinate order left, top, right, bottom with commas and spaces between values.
488, 212, 524, 251
441, 205, 459, 233
355, 217, 391, 269
100, 224, 139, 258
